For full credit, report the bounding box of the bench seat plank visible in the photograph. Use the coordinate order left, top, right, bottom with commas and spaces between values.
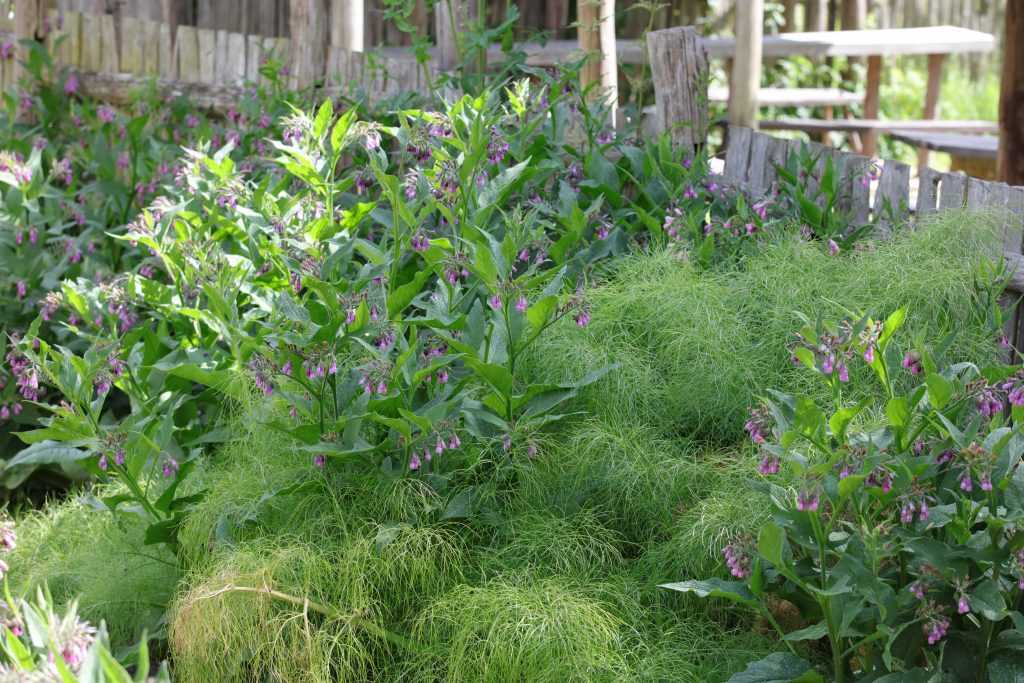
706, 86, 862, 107
887, 130, 997, 159
759, 118, 997, 134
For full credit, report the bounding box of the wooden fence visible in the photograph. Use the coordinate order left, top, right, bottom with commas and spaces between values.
0, 8, 432, 108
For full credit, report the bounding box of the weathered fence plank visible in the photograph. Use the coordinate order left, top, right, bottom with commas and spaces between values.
215, 29, 230, 85
246, 34, 263, 83
724, 126, 753, 184
177, 26, 200, 83
647, 26, 708, 148
746, 132, 776, 195
198, 28, 216, 85
917, 166, 941, 216
227, 32, 247, 85
80, 12, 102, 72
159, 21, 175, 79
938, 172, 968, 210
837, 152, 872, 225
874, 159, 910, 236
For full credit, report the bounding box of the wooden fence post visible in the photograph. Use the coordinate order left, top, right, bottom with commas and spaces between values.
599, 0, 617, 127
729, 0, 763, 130
999, 0, 1024, 184
577, 0, 600, 98
289, 0, 328, 88
647, 26, 709, 149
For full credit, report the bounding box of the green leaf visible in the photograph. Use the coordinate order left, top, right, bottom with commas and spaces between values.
794, 347, 816, 372
658, 578, 757, 606
971, 578, 1008, 621
727, 653, 822, 683
878, 308, 907, 348
758, 522, 786, 568
386, 269, 431, 319
926, 372, 954, 410
885, 397, 910, 429
6, 441, 90, 469
313, 99, 333, 139
782, 621, 828, 642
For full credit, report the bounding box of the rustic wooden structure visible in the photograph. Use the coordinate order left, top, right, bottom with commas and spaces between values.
728, 0, 762, 129
646, 26, 708, 149
889, 130, 998, 180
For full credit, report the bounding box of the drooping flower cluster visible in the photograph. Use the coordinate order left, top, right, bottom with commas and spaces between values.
722, 537, 753, 579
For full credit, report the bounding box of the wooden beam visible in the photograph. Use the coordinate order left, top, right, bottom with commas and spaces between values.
729, 0, 763, 129
288, 0, 329, 88
999, 0, 1024, 184
647, 26, 709, 148
598, 0, 617, 126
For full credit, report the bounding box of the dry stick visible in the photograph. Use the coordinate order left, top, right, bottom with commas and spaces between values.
194, 582, 422, 653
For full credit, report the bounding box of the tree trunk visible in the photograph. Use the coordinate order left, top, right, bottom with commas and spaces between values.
999, 0, 1024, 184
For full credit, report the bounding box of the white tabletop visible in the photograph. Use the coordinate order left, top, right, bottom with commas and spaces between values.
410, 25, 995, 66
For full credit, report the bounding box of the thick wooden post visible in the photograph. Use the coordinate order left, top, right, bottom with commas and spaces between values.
999, 0, 1024, 185
917, 53, 945, 170
289, 0, 329, 88
330, 0, 364, 52
578, 0, 600, 97
599, 0, 617, 126
782, 0, 797, 30
862, 54, 882, 157
647, 26, 709, 148
729, 0, 763, 130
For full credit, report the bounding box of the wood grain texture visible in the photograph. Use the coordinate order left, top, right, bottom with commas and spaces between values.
119, 16, 142, 75
745, 131, 773, 195
197, 28, 216, 84
938, 171, 968, 210
646, 26, 709, 148
177, 25, 200, 82
227, 32, 246, 85
916, 165, 940, 216
873, 159, 910, 236
724, 126, 753, 183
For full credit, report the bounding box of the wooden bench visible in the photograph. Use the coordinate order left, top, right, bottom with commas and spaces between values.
888, 130, 997, 179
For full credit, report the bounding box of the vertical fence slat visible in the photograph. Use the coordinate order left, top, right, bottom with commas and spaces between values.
80, 12, 101, 71
198, 28, 216, 84
745, 131, 773, 195
724, 126, 753, 184
838, 152, 871, 226
246, 34, 263, 83
938, 172, 967, 211
966, 176, 993, 209
120, 16, 142, 75
214, 29, 229, 85
916, 166, 940, 217
141, 20, 160, 76
873, 159, 910, 236
764, 135, 789, 192
177, 26, 200, 83
100, 13, 118, 74
62, 11, 81, 68
159, 21, 175, 79
227, 32, 246, 85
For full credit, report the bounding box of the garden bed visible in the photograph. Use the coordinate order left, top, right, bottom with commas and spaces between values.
1, 46, 1023, 683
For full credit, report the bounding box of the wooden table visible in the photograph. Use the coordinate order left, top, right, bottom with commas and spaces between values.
443, 26, 994, 159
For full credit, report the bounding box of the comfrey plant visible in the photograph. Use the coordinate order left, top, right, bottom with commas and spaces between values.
0, 516, 167, 682
664, 308, 1024, 682
0, 43, 296, 492
774, 144, 877, 251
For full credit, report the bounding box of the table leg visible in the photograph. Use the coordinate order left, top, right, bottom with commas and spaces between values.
862, 54, 882, 157
918, 53, 945, 171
